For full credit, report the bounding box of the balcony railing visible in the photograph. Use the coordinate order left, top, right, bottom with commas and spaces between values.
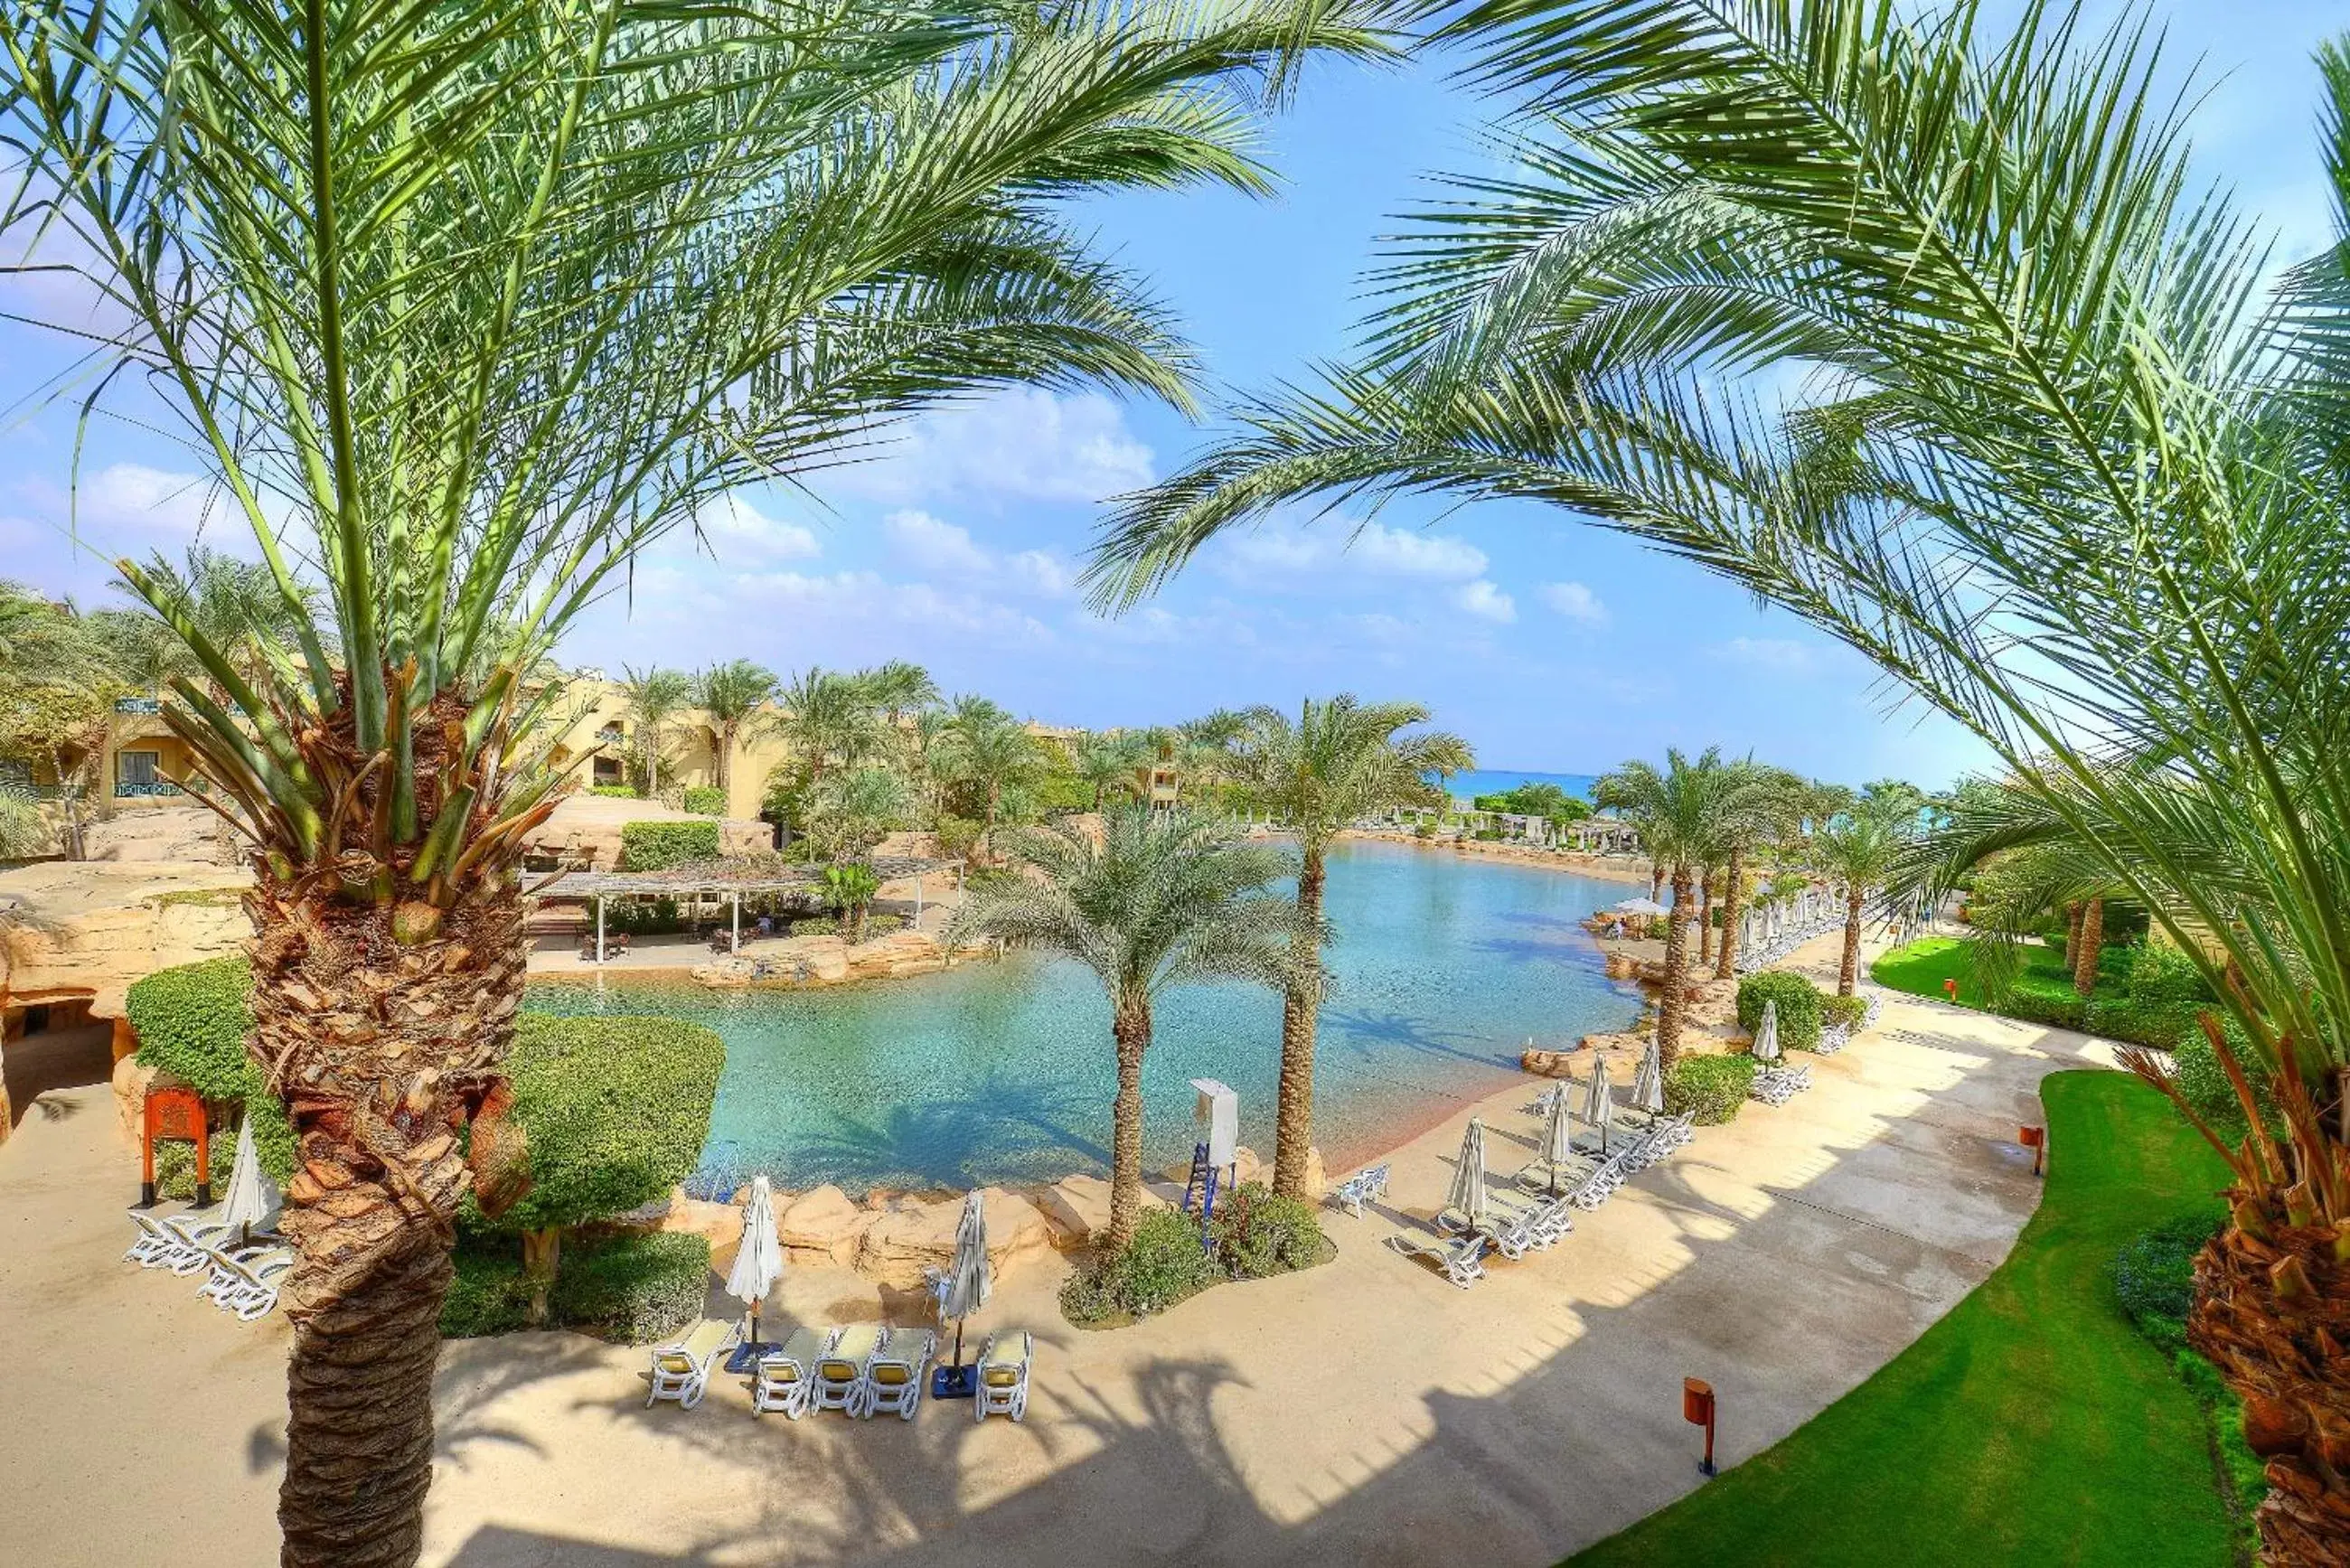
114, 696, 163, 714
115, 780, 184, 799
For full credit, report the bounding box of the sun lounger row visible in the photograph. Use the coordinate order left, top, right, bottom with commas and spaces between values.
651, 1319, 1032, 1422
124, 1209, 293, 1320
1386, 1232, 1489, 1289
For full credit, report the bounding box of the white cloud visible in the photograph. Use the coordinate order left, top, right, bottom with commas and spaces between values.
884, 509, 992, 575
827, 389, 1155, 505
722, 568, 1056, 645
1221, 519, 1487, 584
1538, 580, 1608, 625
686, 493, 820, 565
1452, 579, 1517, 624
1715, 635, 1816, 672
1007, 549, 1076, 598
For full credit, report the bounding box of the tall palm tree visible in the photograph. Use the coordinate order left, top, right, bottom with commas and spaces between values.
122, 546, 324, 693
1087, 5, 2350, 1553
768, 666, 889, 791
1229, 696, 1471, 1195
616, 665, 693, 795
1811, 805, 1907, 997
691, 660, 778, 796
1072, 730, 1147, 811
1595, 749, 1765, 1069
804, 765, 911, 864
858, 660, 940, 727
945, 804, 1300, 1248
938, 694, 1043, 854
0, 2, 1396, 1559
1715, 764, 1801, 980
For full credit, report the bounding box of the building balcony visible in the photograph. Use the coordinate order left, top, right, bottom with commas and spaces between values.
113, 696, 163, 714
114, 780, 184, 800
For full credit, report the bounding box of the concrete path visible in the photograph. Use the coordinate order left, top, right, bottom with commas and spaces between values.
0, 934, 2117, 1567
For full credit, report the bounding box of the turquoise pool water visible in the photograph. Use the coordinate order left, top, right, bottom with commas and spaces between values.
527, 839, 1641, 1194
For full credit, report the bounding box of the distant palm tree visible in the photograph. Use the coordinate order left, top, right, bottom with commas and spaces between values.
1811, 805, 1907, 996
1229, 696, 1471, 1196
804, 765, 910, 864
118, 546, 325, 694
1071, 730, 1146, 811
858, 661, 940, 727
616, 665, 694, 795
1715, 765, 1804, 980
945, 805, 1299, 1248
1596, 749, 1772, 1068
820, 861, 882, 943
691, 660, 778, 796
768, 667, 888, 790
938, 694, 1042, 855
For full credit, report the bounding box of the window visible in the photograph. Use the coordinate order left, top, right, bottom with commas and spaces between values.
117, 750, 160, 787
593, 755, 623, 784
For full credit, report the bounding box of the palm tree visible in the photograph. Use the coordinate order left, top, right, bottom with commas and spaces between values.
1811, 805, 1907, 997
1595, 749, 1766, 1070
1228, 696, 1471, 1196
938, 694, 1043, 856
0, 1, 1396, 1557
689, 660, 777, 800
1071, 730, 1146, 811
858, 660, 940, 728
820, 861, 882, 943
616, 665, 693, 795
945, 804, 1300, 1248
1087, 6, 2350, 1553
769, 667, 888, 791
804, 765, 911, 864
1716, 764, 1801, 980
122, 546, 324, 693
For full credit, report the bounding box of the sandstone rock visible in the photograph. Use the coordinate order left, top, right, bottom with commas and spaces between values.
854, 1186, 1053, 1290
1521, 1047, 1582, 1079
776, 1184, 870, 1267
1302, 1144, 1328, 1202
659, 1189, 743, 1252
1032, 1173, 1166, 1250
0, 860, 249, 1021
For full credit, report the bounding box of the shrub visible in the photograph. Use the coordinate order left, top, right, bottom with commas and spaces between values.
933, 815, 984, 860
2085, 942, 2215, 1049
154, 1133, 235, 1200
1413, 822, 1435, 840
1821, 993, 1868, 1031
1665, 1054, 1758, 1124
599, 897, 686, 935
2112, 1209, 2220, 1356
788, 916, 839, 936
1737, 971, 1824, 1052
127, 958, 297, 1182
550, 1233, 712, 1344
1209, 1183, 1326, 1279
440, 1245, 532, 1338
1061, 1208, 1219, 1324
863, 915, 904, 937
616, 820, 720, 871
679, 785, 727, 817
2169, 1017, 2275, 1146
588, 784, 641, 799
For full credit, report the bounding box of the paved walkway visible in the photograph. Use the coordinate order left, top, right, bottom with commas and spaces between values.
0, 933, 2118, 1566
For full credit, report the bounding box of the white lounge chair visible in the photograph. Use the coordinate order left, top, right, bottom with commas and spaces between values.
863, 1328, 935, 1421
1386, 1232, 1487, 1290
1330, 1164, 1390, 1218
646, 1319, 740, 1410
810, 1323, 886, 1415
974, 1329, 1032, 1422
125, 1209, 181, 1268
750, 1325, 832, 1420
201, 1244, 296, 1321
160, 1210, 237, 1275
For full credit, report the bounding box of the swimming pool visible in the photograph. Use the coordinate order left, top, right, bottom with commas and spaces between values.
526, 839, 1643, 1194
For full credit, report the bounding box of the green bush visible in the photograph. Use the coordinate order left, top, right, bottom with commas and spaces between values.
2085, 943, 2215, 1049
600, 897, 686, 935
933, 815, 984, 860
441, 1245, 533, 1338
550, 1233, 712, 1344
468, 1014, 727, 1237
1821, 993, 1868, 1031
2169, 1017, 2275, 1147
1737, 971, 1825, 1052
1061, 1208, 1219, 1324
616, 820, 720, 871
863, 914, 904, 937
127, 955, 255, 1100
2112, 1209, 2220, 1356
1209, 1183, 1326, 1279
1665, 1054, 1758, 1124
788, 915, 839, 936
588, 784, 642, 799
679, 785, 727, 817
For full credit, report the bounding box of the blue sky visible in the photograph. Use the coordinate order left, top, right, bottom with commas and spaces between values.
2, 2, 2341, 789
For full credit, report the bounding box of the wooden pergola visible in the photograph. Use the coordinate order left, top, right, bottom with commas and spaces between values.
540, 854, 963, 961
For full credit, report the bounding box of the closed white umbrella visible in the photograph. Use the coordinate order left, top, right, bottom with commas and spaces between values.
220, 1117, 278, 1246
1580, 1052, 1614, 1153
1445, 1119, 1490, 1223
1753, 999, 1781, 1064
1537, 1082, 1577, 1194
1631, 1038, 1666, 1115
726, 1173, 784, 1358
936, 1189, 992, 1398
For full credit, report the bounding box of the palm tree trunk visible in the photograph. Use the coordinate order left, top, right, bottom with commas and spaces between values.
249, 873, 528, 1568
2065, 901, 2083, 964
715, 724, 733, 793
2073, 897, 2103, 995
1650, 864, 1665, 901
1698, 869, 1715, 965
522, 1228, 561, 1329
1272, 848, 1326, 1198
1105, 997, 1152, 1251
1658, 863, 1695, 1071
1839, 886, 1865, 996
1716, 845, 1744, 980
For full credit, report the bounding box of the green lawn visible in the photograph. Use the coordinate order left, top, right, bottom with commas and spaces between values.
1871, 934, 2098, 1014
1570, 1072, 2236, 1568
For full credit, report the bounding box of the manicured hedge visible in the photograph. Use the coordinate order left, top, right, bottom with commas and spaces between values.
1061, 1185, 1330, 1327
1666, 1054, 1758, 1125
441, 1245, 533, 1338
1822, 993, 1868, 1031
469, 1013, 727, 1235
550, 1232, 711, 1343
1738, 970, 1825, 1052
127, 956, 296, 1181
616, 820, 720, 871
679, 786, 727, 817
2085, 944, 2215, 1050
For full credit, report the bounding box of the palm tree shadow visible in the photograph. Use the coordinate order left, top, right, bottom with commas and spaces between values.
1321, 1008, 1511, 1071
719, 1068, 1110, 1193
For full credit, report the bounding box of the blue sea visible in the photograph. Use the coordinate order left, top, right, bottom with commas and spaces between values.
1434, 767, 1600, 805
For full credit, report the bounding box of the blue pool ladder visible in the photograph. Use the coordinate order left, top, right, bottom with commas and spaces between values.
1181, 1141, 1221, 1250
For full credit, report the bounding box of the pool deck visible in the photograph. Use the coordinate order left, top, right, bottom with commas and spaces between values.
0, 928, 2116, 1566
